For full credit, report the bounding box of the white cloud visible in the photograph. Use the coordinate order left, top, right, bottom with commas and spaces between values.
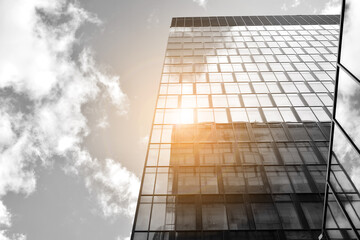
193, 0, 208, 8
147, 10, 160, 28
281, 0, 301, 11
321, 0, 341, 14
0, 0, 137, 239
97, 116, 110, 129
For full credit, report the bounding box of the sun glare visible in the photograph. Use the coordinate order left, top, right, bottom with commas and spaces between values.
180, 109, 194, 124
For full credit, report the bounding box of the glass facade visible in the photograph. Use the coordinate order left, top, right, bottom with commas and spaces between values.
132, 15, 341, 240
321, 1, 360, 239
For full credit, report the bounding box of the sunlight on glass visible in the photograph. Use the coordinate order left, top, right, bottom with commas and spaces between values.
180, 109, 194, 124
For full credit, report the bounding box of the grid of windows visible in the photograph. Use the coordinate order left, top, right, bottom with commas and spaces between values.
321, 1, 360, 240
132, 15, 340, 240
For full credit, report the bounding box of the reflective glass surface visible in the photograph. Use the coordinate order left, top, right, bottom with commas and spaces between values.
132, 15, 340, 239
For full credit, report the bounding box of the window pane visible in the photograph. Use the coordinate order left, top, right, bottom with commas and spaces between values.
266, 166, 293, 193
222, 167, 245, 193
135, 203, 151, 230
276, 203, 302, 229
202, 204, 228, 230
340, 0, 360, 79
252, 203, 281, 229
301, 202, 323, 229
176, 204, 196, 230
335, 69, 360, 149
150, 203, 175, 230
227, 204, 249, 229
177, 167, 200, 194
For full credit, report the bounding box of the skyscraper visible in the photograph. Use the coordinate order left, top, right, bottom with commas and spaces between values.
320, 0, 360, 239
132, 15, 340, 240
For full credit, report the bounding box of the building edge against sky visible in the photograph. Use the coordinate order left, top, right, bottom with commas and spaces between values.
131, 15, 344, 240
321, 0, 360, 239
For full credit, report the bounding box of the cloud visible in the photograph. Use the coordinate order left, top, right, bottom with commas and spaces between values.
147, 10, 160, 28
0, 0, 137, 239
321, 0, 341, 14
193, 0, 208, 8
281, 0, 300, 11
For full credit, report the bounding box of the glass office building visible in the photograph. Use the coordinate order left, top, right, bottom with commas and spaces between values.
132, 15, 340, 240
321, 1, 360, 240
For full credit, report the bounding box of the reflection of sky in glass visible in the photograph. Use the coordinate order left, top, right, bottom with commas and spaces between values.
332, 124, 360, 193
335, 69, 360, 149
341, 0, 360, 79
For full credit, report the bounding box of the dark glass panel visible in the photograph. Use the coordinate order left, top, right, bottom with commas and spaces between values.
287, 166, 312, 193
288, 123, 310, 141
176, 204, 196, 230
252, 203, 281, 229
245, 166, 268, 193
308, 165, 327, 192
258, 143, 279, 164
315, 142, 329, 161
203, 231, 223, 240
276, 203, 302, 229
284, 231, 313, 240
222, 167, 245, 193
266, 166, 293, 193
304, 123, 326, 141
148, 232, 170, 240
297, 143, 323, 164
200, 167, 219, 194
202, 204, 228, 230
301, 202, 323, 229
226, 203, 249, 229
175, 232, 201, 240
177, 167, 200, 194
278, 143, 303, 164
269, 124, 288, 141
234, 123, 250, 141
238, 143, 262, 164
133, 232, 148, 240
252, 123, 272, 141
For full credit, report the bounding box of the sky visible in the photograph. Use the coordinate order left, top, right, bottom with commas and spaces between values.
0, 0, 341, 240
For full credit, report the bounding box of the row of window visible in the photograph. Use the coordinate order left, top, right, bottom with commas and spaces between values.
167, 40, 337, 49
157, 93, 333, 109
169, 26, 338, 36
141, 165, 325, 195
161, 72, 335, 84
163, 62, 336, 74
166, 47, 338, 57
165, 54, 337, 64
133, 230, 328, 240
146, 141, 329, 167
146, 143, 328, 167
170, 24, 338, 31
159, 82, 334, 96
168, 33, 337, 42
154, 107, 331, 124
135, 194, 343, 232
151, 122, 330, 142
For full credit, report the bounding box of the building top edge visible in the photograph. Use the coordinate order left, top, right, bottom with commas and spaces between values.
170, 15, 340, 27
